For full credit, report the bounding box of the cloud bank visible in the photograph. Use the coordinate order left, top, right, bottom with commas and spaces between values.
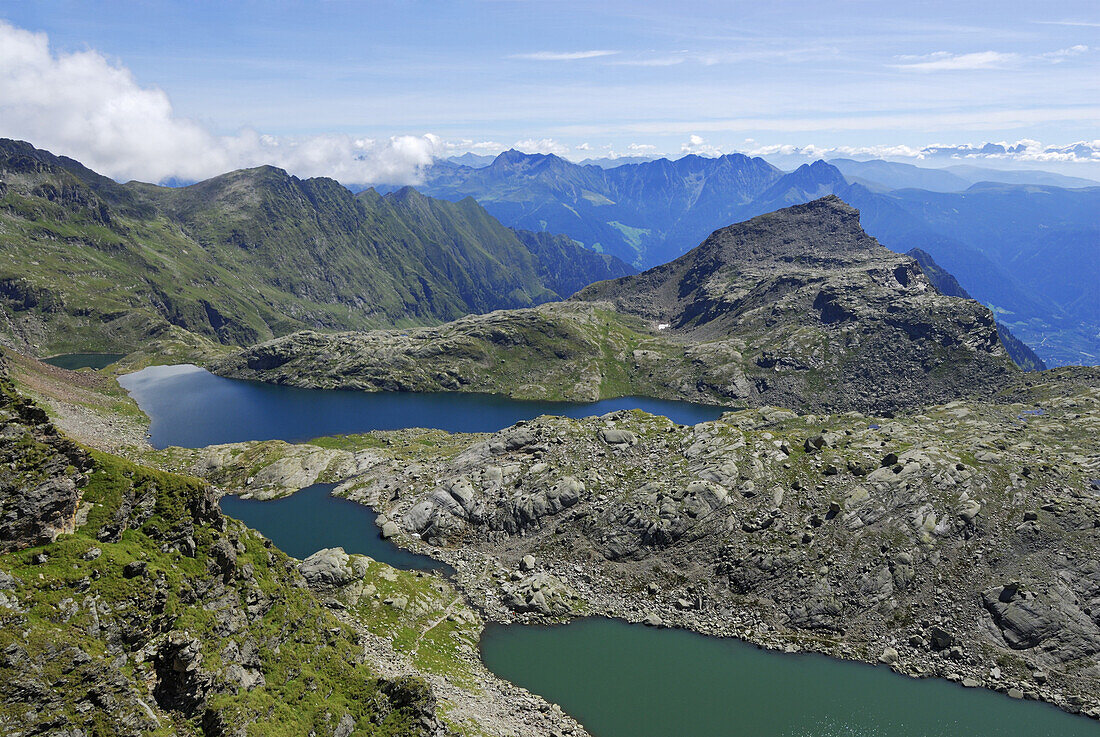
0, 21, 442, 185
744, 139, 1100, 164
510, 50, 619, 61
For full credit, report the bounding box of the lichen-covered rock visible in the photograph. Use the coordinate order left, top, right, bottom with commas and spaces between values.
300, 547, 357, 588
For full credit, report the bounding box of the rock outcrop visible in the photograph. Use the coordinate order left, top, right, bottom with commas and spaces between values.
0, 367, 92, 553
338, 370, 1100, 717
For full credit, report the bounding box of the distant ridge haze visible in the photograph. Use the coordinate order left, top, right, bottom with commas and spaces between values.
421, 149, 1100, 367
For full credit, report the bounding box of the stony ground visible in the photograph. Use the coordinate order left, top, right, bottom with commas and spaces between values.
239, 372, 1100, 721
14, 350, 1100, 728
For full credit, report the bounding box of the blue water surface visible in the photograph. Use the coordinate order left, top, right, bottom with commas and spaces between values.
219, 483, 448, 572
119, 364, 727, 449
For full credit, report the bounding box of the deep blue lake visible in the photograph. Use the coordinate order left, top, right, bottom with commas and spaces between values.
123, 363, 1100, 736
220, 483, 448, 573
118, 364, 727, 449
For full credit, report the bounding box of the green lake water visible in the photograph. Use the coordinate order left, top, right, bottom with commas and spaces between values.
480, 618, 1100, 737
43, 353, 125, 370
219, 483, 449, 573
123, 364, 1100, 736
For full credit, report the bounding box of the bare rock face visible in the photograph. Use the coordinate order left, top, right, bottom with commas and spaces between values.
0, 369, 92, 553
152, 631, 212, 715
576, 196, 1015, 412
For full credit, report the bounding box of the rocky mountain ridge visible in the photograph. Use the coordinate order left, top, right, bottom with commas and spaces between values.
0, 138, 633, 356
420, 149, 1100, 366
215, 198, 1019, 415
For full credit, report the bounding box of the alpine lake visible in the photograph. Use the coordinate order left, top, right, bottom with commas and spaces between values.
119, 364, 1100, 737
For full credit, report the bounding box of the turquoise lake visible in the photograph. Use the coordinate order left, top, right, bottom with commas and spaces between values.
120, 363, 1100, 736
219, 483, 449, 573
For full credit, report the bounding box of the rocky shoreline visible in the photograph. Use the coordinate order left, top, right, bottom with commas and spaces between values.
14, 349, 1100, 731
321, 379, 1100, 723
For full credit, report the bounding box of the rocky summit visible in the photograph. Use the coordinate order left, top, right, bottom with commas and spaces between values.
215, 197, 1017, 415
574, 196, 1015, 409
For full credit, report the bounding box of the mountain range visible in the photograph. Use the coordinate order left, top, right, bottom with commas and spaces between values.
827, 159, 1099, 192
418, 151, 1100, 366
217, 197, 1021, 414
0, 139, 633, 355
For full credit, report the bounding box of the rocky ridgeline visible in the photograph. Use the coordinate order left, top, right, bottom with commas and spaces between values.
214, 197, 1017, 415
330, 373, 1100, 718
575, 195, 1015, 410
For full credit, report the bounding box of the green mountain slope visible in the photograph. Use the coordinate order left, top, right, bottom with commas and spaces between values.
0, 139, 633, 356
0, 369, 438, 735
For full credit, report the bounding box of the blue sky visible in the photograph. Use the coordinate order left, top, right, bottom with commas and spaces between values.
1, 0, 1097, 182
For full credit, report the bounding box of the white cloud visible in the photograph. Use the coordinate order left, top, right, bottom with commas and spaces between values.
1041, 45, 1090, 61
627, 143, 657, 152
895, 45, 1091, 72
895, 50, 1020, 72
512, 138, 572, 155
0, 21, 442, 185
510, 50, 618, 61
680, 134, 721, 156
743, 139, 1100, 164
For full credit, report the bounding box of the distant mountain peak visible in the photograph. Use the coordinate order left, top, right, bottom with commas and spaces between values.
495, 148, 528, 164
491, 148, 575, 170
